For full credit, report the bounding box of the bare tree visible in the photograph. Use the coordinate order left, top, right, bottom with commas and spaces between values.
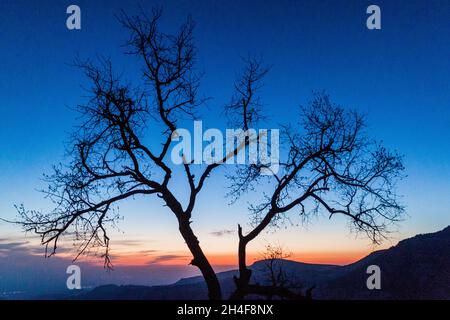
14, 8, 263, 301
260, 244, 293, 290
12, 9, 405, 301
254, 244, 308, 300
230, 93, 405, 299
224, 57, 268, 130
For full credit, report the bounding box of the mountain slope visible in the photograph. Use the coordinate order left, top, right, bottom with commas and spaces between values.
81, 226, 450, 300
315, 226, 450, 299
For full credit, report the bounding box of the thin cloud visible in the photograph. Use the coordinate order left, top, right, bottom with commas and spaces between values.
111, 239, 153, 247
108, 249, 158, 259
27, 245, 72, 255
148, 254, 190, 264
210, 229, 235, 237
138, 249, 159, 254
0, 241, 29, 251
0, 241, 30, 258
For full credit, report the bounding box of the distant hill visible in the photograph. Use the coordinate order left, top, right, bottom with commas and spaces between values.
80, 226, 450, 300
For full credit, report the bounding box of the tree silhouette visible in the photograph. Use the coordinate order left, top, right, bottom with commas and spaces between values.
261, 244, 293, 289
15, 8, 253, 300
250, 244, 309, 300
229, 93, 405, 299
14, 9, 405, 301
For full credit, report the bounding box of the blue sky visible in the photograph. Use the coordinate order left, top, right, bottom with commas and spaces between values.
0, 0, 449, 287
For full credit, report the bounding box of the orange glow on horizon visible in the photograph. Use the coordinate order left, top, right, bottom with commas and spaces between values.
108, 250, 370, 267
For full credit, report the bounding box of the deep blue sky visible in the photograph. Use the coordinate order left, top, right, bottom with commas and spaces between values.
0, 0, 449, 271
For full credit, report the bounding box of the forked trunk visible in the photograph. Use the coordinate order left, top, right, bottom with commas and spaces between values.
179, 218, 222, 300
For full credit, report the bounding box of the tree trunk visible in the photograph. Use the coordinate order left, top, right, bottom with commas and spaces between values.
178, 217, 222, 300
231, 221, 310, 300
230, 224, 252, 299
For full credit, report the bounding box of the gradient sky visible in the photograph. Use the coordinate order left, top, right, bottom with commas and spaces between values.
0, 0, 449, 287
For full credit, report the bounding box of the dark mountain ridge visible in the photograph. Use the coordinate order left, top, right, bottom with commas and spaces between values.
77, 226, 450, 300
